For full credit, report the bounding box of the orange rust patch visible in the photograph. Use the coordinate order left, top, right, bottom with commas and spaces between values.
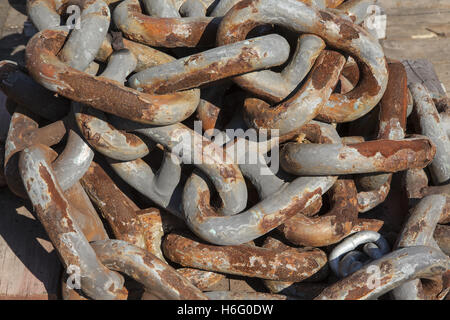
348, 139, 434, 158
125, 3, 215, 48
339, 22, 360, 41
143, 46, 259, 94
378, 62, 408, 138
196, 190, 221, 222
341, 62, 360, 87
58, 72, 158, 122
80, 162, 144, 245
300, 196, 323, 216
258, 187, 323, 234
311, 51, 345, 90
177, 269, 225, 291
347, 63, 381, 99
280, 180, 357, 247
197, 101, 220, 131
184, 54, 202, 66
163, 233, 326, 281
298, 123, 333, 144
38, 163, 70, 216
122, 131, 142, 146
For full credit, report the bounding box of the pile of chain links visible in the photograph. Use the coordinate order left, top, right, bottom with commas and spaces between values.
0, 0, 449, 300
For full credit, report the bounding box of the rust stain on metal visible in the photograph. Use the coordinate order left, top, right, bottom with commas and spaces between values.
311, 51, 346, 90
338, 22, 360, 41
378, 62, 408, 139
120, 0, 216, 48
318, 64, 382, 122
38, 163, 70, 220
341, 60, 360, 88
348, 139, 435, 162
196, 100, 221, 131
280, 180, 358, 247
26, 29, 198, 125
258, 188, 323, 234
177, 268, 226, 291
141, 47, 258, 94
163, 233, 327, 282
80, 162, 146, 248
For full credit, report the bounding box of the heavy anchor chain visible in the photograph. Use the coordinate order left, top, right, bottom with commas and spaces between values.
0, 0, 447, 300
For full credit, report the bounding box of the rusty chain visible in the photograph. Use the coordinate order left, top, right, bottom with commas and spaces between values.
0, 0, 448, 300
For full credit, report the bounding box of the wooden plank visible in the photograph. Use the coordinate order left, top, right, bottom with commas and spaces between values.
385, 16, 450, 40
0, 2, 63, 298
379, 0, 450, 93
382, 4, 450, 39
381, 7, 450, 16
382, 37, 450, 64
402, 59, 447, 99
378, 0, 450, 10
0, 187, 61, 299
382, 38, 450, 76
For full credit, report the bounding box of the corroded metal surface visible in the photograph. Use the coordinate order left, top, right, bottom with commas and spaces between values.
4, 111, 66, 197
137, 207, 167, 261
52, 130, 94, 191
242, 50, 346, 137
233, 34, 326, 103
316, 246, 450, 300
26, 30, 200, 125
97, 37, 174, 72
72, 49, 150, 161
163, 233, 327, 281
63, 181, 109, 242
58, 0, 110, 72
108, 153, 183, 216
410, 83, 450, 184
392, 195, 448, 300
113, 0, 217, 47
110, 120, 248, 216
435, 225, 450, 256
176, 268, 226, 291
279, 179, 359, 247
356, 62, 408, 212
183, 170, 336, 245
91, 239, 208, 300
80, 161, 147, 249
0, 0, 446, 300
129, 34, 290, 94
19, 145, 127, 300
280, 137, 436, 176
336, 0, 376, 24
262, 236, 329, 295
217, 0, 388, 123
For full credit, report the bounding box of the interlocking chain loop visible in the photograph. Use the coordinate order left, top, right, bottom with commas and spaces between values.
0, 0, 446, 300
